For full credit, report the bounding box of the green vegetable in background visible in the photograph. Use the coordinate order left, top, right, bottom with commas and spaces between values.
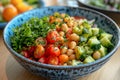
89, 0, 120, 10
24, 0, 40, 8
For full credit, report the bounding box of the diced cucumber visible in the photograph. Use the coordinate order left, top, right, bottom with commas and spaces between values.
98, 45, 107, 57
73, 26, 82, 35
83, 56, 95, 63
92, 28, 99, 36
100, 33, 113, 40
72, 60, 82, 66
100, 37, 114, 48
87, 36, 101, 50
75, 46, 85, 59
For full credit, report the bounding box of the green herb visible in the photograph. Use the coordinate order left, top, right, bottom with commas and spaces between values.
11, 17, 55, 52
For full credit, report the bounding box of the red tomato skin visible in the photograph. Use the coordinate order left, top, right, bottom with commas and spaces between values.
46, 31, 59, 44
21, 50, 30, 58
44, 44, 51, 57
47, 56, 59, 65
28, 46, 36, 54
46, 44, 60, 56
38, 56, 47, 63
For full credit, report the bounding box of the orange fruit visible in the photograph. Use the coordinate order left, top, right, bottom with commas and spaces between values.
15, 2, 33, 13
10, 0, 23, 6
0, 2, 2, 7
2, 4, 18, 22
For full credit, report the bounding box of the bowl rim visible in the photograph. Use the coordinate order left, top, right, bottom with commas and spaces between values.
0, 0, 45, 30
77, 0, 120, 13
3, 6, 120, 69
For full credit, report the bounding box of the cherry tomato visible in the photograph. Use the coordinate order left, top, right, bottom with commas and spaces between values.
28, 46, 36, 54
35, 37, 47, 46
28, 57, 34, 60
46, 44, 60, 56
48, 56, 59, 65
46, 30, 60, 44
34, 45, 45, 59
66, 28, 72, 38
21, 50, 30, 58
59, 54, 69, 64
38, 56, 47, 63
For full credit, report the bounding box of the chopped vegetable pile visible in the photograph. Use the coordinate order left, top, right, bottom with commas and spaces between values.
11, 12, 114, 66
89, 0, 120, 11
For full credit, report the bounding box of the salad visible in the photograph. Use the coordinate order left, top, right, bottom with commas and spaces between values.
89, 0, 120, 11
0, 0, 40, 22
11, 12, 114, 66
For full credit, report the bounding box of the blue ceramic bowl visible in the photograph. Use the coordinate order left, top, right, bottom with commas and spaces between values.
3, 6, 120, 80
0, 0, 45, 29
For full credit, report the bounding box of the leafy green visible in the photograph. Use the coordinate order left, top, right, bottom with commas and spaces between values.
11, 17, 55, 52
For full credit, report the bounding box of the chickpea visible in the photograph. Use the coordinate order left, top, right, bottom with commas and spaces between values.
68, 41, 77, 49
67, 49, 74, 56
64, 17, 70, 23
59, 36, 64, 44
73, 22, 78, 27
92, 51, 101, 60
67, 61, 72, 65
69, 54, 76, 60
70, 17, 75, 20
67, 21, 73, 28
59, 31, 65, 37
69, 33, 80, 41
61, 13, 66, 18
78, 19, 84, 25
61, 23, 69, 32
63, 63, 67, 66
55, 18, 62, 23
61, 46, 68, 54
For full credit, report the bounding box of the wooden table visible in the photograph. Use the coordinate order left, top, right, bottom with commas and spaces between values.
0, 1, 120, 80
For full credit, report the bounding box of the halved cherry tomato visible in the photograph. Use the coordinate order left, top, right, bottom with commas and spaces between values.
48, 56, 59, 65
46, 30, 60, 44
34, 45, 45, 59
66, 28, 72, 38
38, 56, 47, 63
35, 37, 47, 46
46, 44, 60, 56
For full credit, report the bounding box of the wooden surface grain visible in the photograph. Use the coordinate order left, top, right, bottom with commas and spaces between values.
0, 0, 120, 80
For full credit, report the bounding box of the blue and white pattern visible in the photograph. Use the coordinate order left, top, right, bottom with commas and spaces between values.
3, 6, 120, 80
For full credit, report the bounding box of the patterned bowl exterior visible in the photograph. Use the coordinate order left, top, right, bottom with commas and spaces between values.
3, 6, 120, 80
